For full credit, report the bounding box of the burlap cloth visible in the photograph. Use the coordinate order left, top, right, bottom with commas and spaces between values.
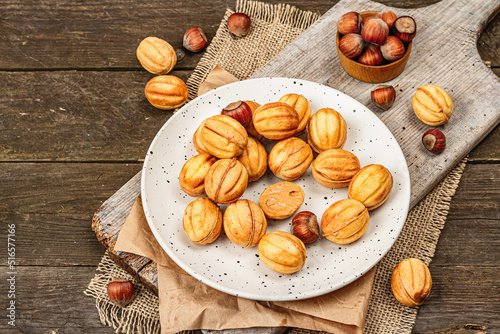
85, 0, 468, 333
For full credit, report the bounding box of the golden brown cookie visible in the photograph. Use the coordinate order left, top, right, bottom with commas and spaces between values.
196, 115, 248, 159
412, 84, 453, 126
244, 101, 263, 139
144, 75, 188, 110
205, 158, 248, 204
278, 94, 311, 134
268, 137, 313, 181
312, 149, 360, 188
238, 136, 268, 182
258, 231, 306, 274
391, 258, 432, 306
259, 182, 304, 219
179, 153, 217, 196
136, 37, 177, 75
348, 164, 393, 210
253, 102, 299, 140
183, 198, 222, 245
223, 200, 267, 248
307, 108, 347, 153
321, 199, 369, 244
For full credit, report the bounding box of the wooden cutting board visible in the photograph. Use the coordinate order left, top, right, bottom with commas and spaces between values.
93, 0, 500, 331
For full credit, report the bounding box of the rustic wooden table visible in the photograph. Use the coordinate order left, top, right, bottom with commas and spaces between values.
1, 1, 498, 333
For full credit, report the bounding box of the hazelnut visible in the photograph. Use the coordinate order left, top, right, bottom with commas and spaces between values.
339, 33, 365, 59
258, 231, 306, 274
259, 182, 305, 220
179, 153, 217, 197
268, 137, 313, 181
238, 136, 268, 182
253, 102, 300, 140
348, 164, 393, 210
136, 36, 177, 75
321, 199, 369, 244
380, 36, 405, 61
361, 18, 389, 45
291, 211, 320, 244
412, 84, 453, 126
107, 278, 135, 307
221, 101, 253, 127
371, 85, 396, 110
391, 258, 432, 306
337, 12, 362, 35
144, 75, 188, 110
312, 149, 361, 188
243, 100, 263, 139
307, 108, 347, 154
183, 197, 222, 245
376, 10, 397, 29
393, 16, 417, 43
196, 115, 248, 158
422, 129, 446, 154
278, 93, 312, 134
223, 199, 267, 248
361, 16, 376, 28
227, 12, 251, 37
358, 44, 383, 66
205, 158, 248, 204
183, 26, 208, 53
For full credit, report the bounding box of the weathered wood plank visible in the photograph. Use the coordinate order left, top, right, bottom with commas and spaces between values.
0, 0, 448, 70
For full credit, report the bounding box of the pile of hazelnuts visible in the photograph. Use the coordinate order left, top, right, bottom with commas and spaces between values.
338, 11, 417, 65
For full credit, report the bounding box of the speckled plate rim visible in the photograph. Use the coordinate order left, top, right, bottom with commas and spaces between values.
141, 77, 411, 301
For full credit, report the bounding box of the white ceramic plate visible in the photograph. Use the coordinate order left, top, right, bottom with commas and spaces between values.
141, 77, 410, 301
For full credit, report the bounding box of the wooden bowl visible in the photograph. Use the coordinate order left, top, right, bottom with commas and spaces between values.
336, 11, 412, 83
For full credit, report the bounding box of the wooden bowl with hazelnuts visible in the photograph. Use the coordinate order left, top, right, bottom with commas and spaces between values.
336, 11, 416, 83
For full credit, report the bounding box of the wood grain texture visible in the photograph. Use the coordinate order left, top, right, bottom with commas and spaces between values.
253, 0, 500, 209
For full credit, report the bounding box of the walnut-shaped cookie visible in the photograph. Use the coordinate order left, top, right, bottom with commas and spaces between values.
145, 75, 188, 110
253, 102, 299, 140
348, 164, 393, 210
183, 198, 222, 245
244, 101, 263, 140
196, 115, 248, 159
259, 182, 304, 220
307, 108, 347, 153
223, 200, 267, 248
412, 84, 453, 126
268, 137, 313, 181
258, 231, 306, 274
391, 258, 432, 307
193, 119, 208, 154
312, 149, 360, 188
205, 158, 248, 204
238, 136, 268, 182
278, 94, 311, 134
321, 199, 369, 244
179, 153, 217, 196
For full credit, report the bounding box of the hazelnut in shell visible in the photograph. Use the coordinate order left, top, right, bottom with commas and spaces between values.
307, 108, 347, 154
258, 231, 306, 274
391, 258, 432, 307
358, 44, 383, 66
371, 85, 396, 110
412, 84, 453, 126
107, 278, 135, 307
278, 93, 312, 134
337, 12, 362, 35
222, 101, 253, 127
376, 10, 397, 29
197, 115, 248, 159
223, 199, 267, 248
179, 153, 217, 197
136, 36, 177, 75
238, 136, 268, 182
183, 198, 222, 245
361, 18, 389, 45
393, 16, 417, 43
144, 75, 188, 110
339, 33, 365, 59
422, 129, 446, 154
183, 26, 208, 53
380, 36, 405, 62
291, 211, 320, 244
205, 158, 248, 204
227, 13, 251, 37
321, 199, 369, 244
268, 137, 313, 181
259, 182, 305, 220
348, 164, 393, 210
312, 149, 361, 188
253, 102, 300, 140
